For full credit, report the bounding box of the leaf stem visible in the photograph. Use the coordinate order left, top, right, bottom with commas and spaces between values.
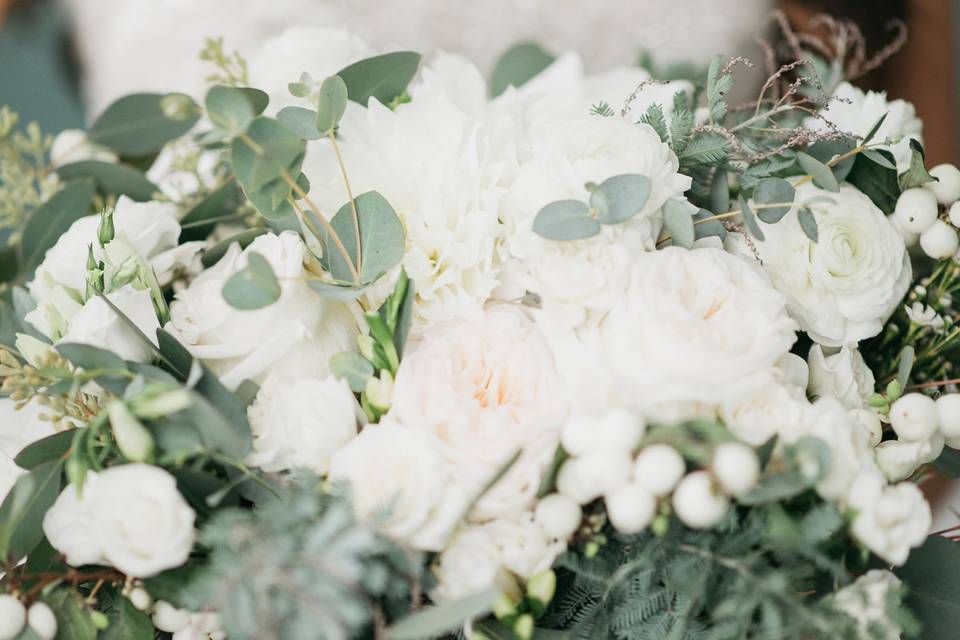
327, 132, 361, 274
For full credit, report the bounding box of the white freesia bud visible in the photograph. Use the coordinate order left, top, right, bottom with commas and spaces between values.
632, 444, 685, 496
108, 400, 155, 463
560, 413, 596, 456
50, 128, 117, 166
937, 394, 960, 437
534, 494, 582, 540
672, 471, 729, 530
894, 188, 939, 233
27, 602, 57, 640
364, 370, 394, 411
556, 450, 632, 505
605, 482, 656, 533
889, 393, 940, 442
874, 440, 922, 482
919, 220, 959, 260
0, 595, 25, 640
711, 442, 759, 496
152, 601, 191, 633
925, 164, 960, 205
128, 587, 153, 612
949, 201, 960, 228
851, 409, 883, 447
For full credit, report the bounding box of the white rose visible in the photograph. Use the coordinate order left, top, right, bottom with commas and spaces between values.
164, 231, 358, 390
430, 527, 505, 603
60, 285, 160, 362
754, 182, 911, 347
245, 372, 358, 474
720, 354, 810, 447
328, 419, 468, 552
483, 513, 566, 581
0, 399, 56, 501
832, 570, 904, 640
807, 344, 877, 411
50, 129, 117, 167
846, 468, 930, 566
390, 304, 564, 521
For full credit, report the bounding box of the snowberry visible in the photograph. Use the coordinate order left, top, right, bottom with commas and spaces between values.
889, 214, 920, 248
851, 408, 883, 447
947, 434, 960, 450
889, 393, 940, 442
632, 444, 686, 497
925, 164, 960, 205
937, 394, 960, 437
556, 450, 632, 504
712, 442, 759, 496
875, 440, 922, 482
152, 601, 192, 633
920, 220, 960, 260
128, 586, 153, 612
0, 595, 26, 640
560, 412, 597, 456
605, 482, 657, 533
918, 433, 945, 464
595, 407, 645, 451
949, 201, 960, 228
27, 602, 57, 640
534, 493, 582, 540
672, 471, 729, 530
894, 188, 939, 233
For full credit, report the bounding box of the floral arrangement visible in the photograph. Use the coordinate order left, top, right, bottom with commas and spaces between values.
1, 15, 959, 640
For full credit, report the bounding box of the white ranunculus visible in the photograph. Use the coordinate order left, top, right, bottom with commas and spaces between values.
0, 399, 56, 501
50, 129, 117, 167
807, 344, 876, 411
846, 468, 930, 566
328, 419, 467, 552
754, 182, 911, 347
390, 304, 564, 522
164, 231, 358, 390
806, 82, 922, 172
60, 285, 160, 362
43, 464, 196, 577
832, 570, 904, 640
246, 372, 358, 474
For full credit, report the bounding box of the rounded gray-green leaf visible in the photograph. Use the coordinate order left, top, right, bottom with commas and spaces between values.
662, 199, 695, 249
797, 152, 839, 193
277, 106, 323, 140
316, 75, 349, 133
737, 195, 765, 241
206, 85, 256, 136
754, 178, 795, 224
337, 51, 421, 107
317, 191, 406, 285
89, 93, 200, 156
589, 174, 652, 224
532, 200, 600, 241
330, 351, 374, 392
222, 252, 281, 310
798, 207, 819, 242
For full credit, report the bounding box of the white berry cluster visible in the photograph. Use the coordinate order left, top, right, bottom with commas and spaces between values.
893, 164, 960, 259
0, 594, 57, 640
534, 409, 761, 538
875, 392, 960, 481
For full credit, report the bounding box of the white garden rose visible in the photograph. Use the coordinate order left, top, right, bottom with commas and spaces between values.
846, 468, 930, 565
246, 372, 358, 474
390, 304, 565, 522
0, 399, 56, 501
754, 182, 911, 347
164, 231, 358, 390
807, 344, 876, 411
832, 570, 904, 640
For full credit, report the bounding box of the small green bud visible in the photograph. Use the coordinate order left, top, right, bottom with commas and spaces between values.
867, 393, 889, 409
513, 614, 534, 640
90, 610, 109, 630
584, 541, 600, 558
364, 370, 394, 412
108, 400, 155, 463
492, 591, 517, 621
651, 514, 669, 537
86, 244, 98, 271
160, 93, 197, 121
97, 209, 115, 246
128, 387, 192, 419
526, 570, 556, 609
356, 334, 377, 363
886, 379, 903, 402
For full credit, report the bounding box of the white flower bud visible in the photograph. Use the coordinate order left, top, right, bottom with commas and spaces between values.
556, 450, 631, 504
108, 400, 155, 462
128, 586, 153, 612
534, 493, 582, 540
632, 444, 685, 497
365, 370, 394, 410
919, 220, 960, 260
152, 601, 191, 633
894, 188, 939, 233
128, 388, 192, 420
851, 409, 883, 447
937, 394, 960, 437
671, 471, 729, 530
27, 602, 57, 640
875, 440, 922, 482
711, 442, 759, 496
949, 201, 960, 228
889, 393, 940, 442
925, 164, 960, 205
605, 482, 657, 533
0, 595, 26, 640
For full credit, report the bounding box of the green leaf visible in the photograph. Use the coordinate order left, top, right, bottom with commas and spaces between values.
318, 191, 406, 285
305, 279, 370, 301
862, 112, 887, 145
797, 151, 839, 192
490, 42, 555, 97
753, 178, 796, 223
316, 75, 349, 132
90, 92, 200, 156
640, 103, 669, 143
847, 149, 901, 214
56, 161, 159, 202
40, 589, 98, 640
201, 228, 267, 268
237, 88, 270, 116
56, 342, 130, 395
737, 195, 765, 241
393, 272, 416, 359
179, 181, 245, 243
806, 138, 857, 182
230, 116, 306, 193
276, 106, 323, 140
536, 446, 570, 498
662, 199, 694, 249
15, 430, 74, 470
798, 207, 819, 242
205, 85, 256, 135
710, 168, 730, 214
934, 447, 960, 478
532, 200, 600, 241
896, 345, 915, 389
693, 208, 726, 241
20, 179, 95, 274
0, 243, 19, 284
101, 595, 154, 640
679, 132, 728, 164
899, 139, 936, 190
337, 51, 422, 106
0, 459, 63, 563
222, 252, 281, 310
589, 174, 651, 224
330, 351, 374, 392
862, 148, 897, 170
706, 55, 732, 122
894, 535, 960, 640
386, 589, 499, 640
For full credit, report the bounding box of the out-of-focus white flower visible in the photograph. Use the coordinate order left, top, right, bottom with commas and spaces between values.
754, 182, 911, 347
846, 468, 930, 566
720, 372, 809, 447
905, 302, 945, 330
153, 601, 225, 640
0, 399, 56, 501
672, 471, 729, 530
832, 570, 904, 640
246, 373, 358, 474
146, 141, 222, 204
50, 129, 117, 167
807, 344, 876, 411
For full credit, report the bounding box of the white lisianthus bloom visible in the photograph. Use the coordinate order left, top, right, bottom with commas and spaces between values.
390, 304, 565, 522
50, 129, 117, 167
832, 570, 904, 640
246, 372, 358, 474
807, 344, 877, 411
754, 182, 911, 347
0, 399, 56, 500
60, 285, 161, 362
846, 468, 931, 565
328, 419, 468, 552
44, 464, 196, 577
805, 81, 922, 172
165, 231, 358, 390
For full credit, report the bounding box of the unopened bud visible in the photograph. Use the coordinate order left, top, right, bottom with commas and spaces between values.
160, 93, 197, 121
526, 570, 556, 608
97, 208, 115, 246
492, 592, 516, 621
356, 334, 376, 363
364, 370, 394, 411
129, 387, 192, 419
108, 401, 155, 463
513, 614, 534, 640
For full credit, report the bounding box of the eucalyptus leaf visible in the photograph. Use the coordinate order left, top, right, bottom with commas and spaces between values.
330, 351, 374, 392
862, 112, 887, 145
589, 174, 651, 224
337, 52, 421, 106
101, 594, 154, 640
806, 138, 856, 182
20, 178, 95, 274
276, 106, 323, 140
797, 152, 839, 192
90, 92, 199, 155
753, 178, 795, 223
179, 181, 245, 242
202, 228, 267, 268
230, 116, 306, 193
693, 208, 726, 241
317, 191, 405, 285
56, 342, 130, 395
896, 345, 915, 389
56, 161, 159, 202
710, 168, 730, 214
532, 200, 599, 241
894, 534, 960, 640
797, 207, 819, 242
861, 148, 897, 170
847, 149, 900, 214
41, 588, 98, 640
306, 279, 370, 301
490, 42, 555, 97
316, 75, 348, 132
222, 252, 281, 310
206, 85, 256, 135
14, 430, 74, 470
737, 195, 765, 241
0, 459, 63, 563
662, 199, 695, 249
386, 589, 499, 640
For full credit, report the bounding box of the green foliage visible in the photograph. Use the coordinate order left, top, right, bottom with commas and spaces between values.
668, 92, 694, 156
705, 56, 733, 122
316, 75, 349, 133
753, 177, 796, 223
221, 251, 282, 310
388, 590, 499, 639
205, 85, 259, 135
798, 207, 819, 242
532, 200, 599, 241
490, 42, 555, 98
338, 52, 422, 107
662, 200, 695, 249
895, 534, 960, 639
589, 175, 651, 224
56, 160, 159, 202
0, 458, 63, 564
679, 133, 728, 166
179, 181, 245, 243
0, 108, 57, 243
277, 106, 324, 140
899, 139, 936, 190
639, 103, 669, 143
846, 149, 900, 214
19, 178, 95, 274
89, 93, 200, 156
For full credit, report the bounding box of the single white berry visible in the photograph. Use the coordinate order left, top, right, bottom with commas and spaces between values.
0, 595, 26, 640
605, 482, 657, 534
919, 220, 960, 260
595, 407, 645, 451
27, 602, 57, 640
534, 493, 583, 540
851, 409, 883, 447
128, 586, 153, 612
556, 450, 632, 504
937, 394, 960, 437
560, 412, 597, 456
711, 442, 759, 496
919, 433, 945, 464
889, 214, 920, 248
925, 164, 960, 205
875, 439, 922, 482
632, 444, 686, 496
889, 393, 940, 442
671, 471, 730, 530
152, 600, 192, 633
895, 188, 939, 233
949, 201, 960, 228
947, 434, 960, 450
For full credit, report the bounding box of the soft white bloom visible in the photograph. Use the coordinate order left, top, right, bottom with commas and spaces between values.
720, 354, 810, 447
806, 81, 922, 172
605, 482, 657, 533
556, 449, 632, 505
889, 393, 940, 442
846, 468, 930, 565
165, 231, 357, 390
27, 601, 57, 640
60, 285, 160, 362
874, 438, 925, 482
832, 570, 904, 640
905, 302, 945, 329
0, 399, 56, 501
153, 601, 224, 640
246, 373, 358, 474
712, 442, 759, 496
483, 513, 566, 580
807, 344, 876, 411
632, 444, 686, 497
328, 419, 467, 552
390, 304, 564, 521
560, 407, 644, 456
50, 129, 116, 167
146, 141, 221, 204
0, 595, 25, 640
754, 182, 911, 347
43, 464, 196, 577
